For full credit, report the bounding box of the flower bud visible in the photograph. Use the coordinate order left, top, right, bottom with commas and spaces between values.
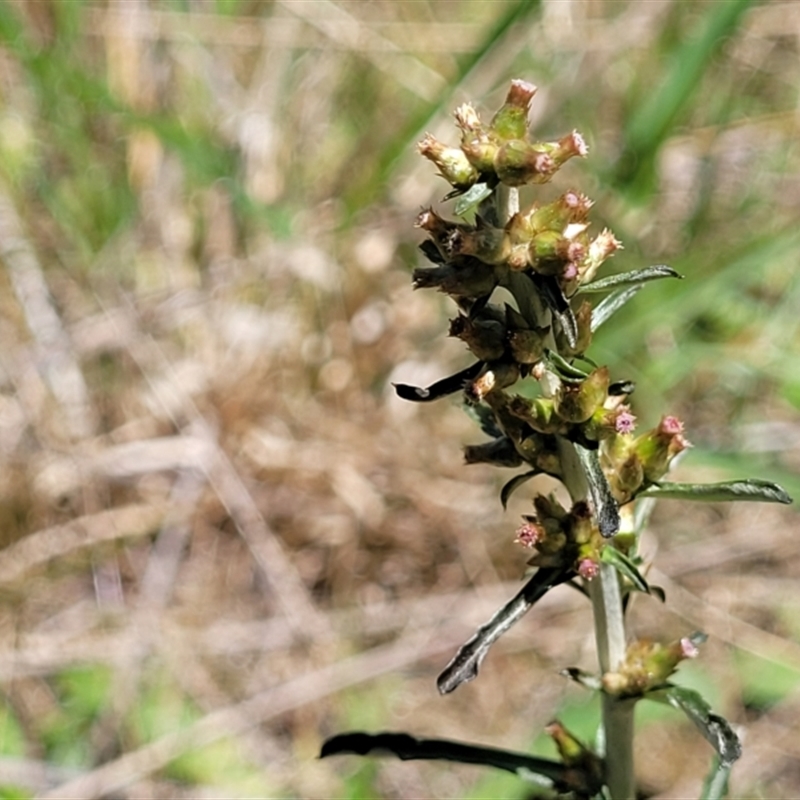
494, 140, 558, 187
417, 133, 480, 189
449, 223, 510, 265
519, 433, 562, 477
533, 493, 569, 527
545, 720, 604, 795
496, 131, 587, 186
577, 557, 599, 580
466, 361, 520, 402
527, 228, 588, 274
454, 103, 497, 173
634, 415, 692, 484
507, 395, 567, 434
415, 207, 458, 259
579, 228, 623, 285
526, 191, 594, 233
583, 402, 636, 443
554, 366, 610, 424
567, 500, 595, 544
515, 520, 545, 548
553, 130, 589, 163
545, 721, 588, 766
646, 635, 703, 681
508, 325, 549, 365
532, 529, 568, 558
483, 390, 531, 445
609, 450, 645, 503
489, 79, 537, 142
450, 314, 506, 361
602, 634, 704, 697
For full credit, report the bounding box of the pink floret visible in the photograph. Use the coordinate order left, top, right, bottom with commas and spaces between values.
578, 558, 599, 580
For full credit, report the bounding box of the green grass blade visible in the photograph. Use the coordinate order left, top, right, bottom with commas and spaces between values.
368, 0, 544, 207
616, 0, 757, 194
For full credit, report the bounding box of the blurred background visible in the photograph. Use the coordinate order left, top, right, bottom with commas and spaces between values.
0, 0, 798, 797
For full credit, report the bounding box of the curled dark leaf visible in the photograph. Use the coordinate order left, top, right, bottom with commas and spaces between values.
560, 667, 602, 691
649, 584, 667, 603
319, 730, 601, 796
500, 470, 539, 509
438, 567, 572, 694
575, 445, 620, 536
608, 380, 636, 396
655, 685, 742, 768
393, 362, 484, 402
532, 274, 577, 348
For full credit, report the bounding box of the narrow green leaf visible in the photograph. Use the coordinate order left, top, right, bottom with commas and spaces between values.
590, 286, 642, 332
500, 470, 538, 509
639, 479, 792, 505
701, 757, 733, 800
320, 730, 602, 796
600, 546, 649, 594
453, 183, 493, 216
653, 686, 742, 767
547, 351, 589, 380
437, 568, 572, 694
579, 265, 682, 294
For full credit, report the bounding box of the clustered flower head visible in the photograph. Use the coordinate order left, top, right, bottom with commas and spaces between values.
324, 77, 783, 791
602, 634, 705, 697
406, 79, 692, 579
514, 497, 605, 578
602, 414, 693, 504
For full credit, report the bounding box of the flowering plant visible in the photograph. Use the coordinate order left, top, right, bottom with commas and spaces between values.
321, 80, 791, 799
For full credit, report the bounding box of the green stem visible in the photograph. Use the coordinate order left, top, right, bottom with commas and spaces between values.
590, 563, 635, 800
496, 184, 635, 799
561, 441, 634, 798
601, 690, 636, 800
